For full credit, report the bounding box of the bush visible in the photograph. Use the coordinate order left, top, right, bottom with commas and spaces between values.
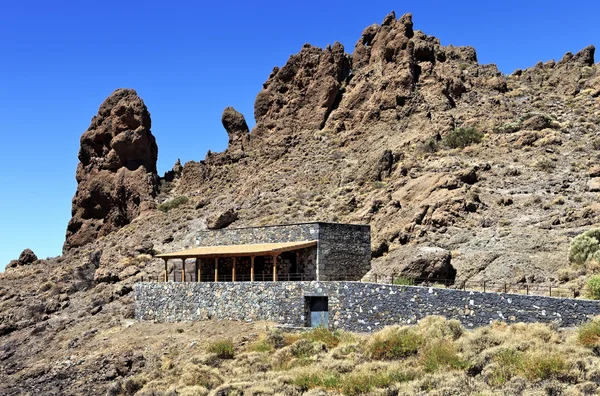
587, 275, 600, 299
248, 338, 273, 353
577, 319, 600, 346
521, 352, 566, 381
157, 196, 189, 212
366, 326, 423, 360
392, 276, 415, 286
178, 364, 223, 388
292, 367, 417, 395
442, 127, 484, 149
487, 349, 524, 387
533, 157, 556, 172
569, 228, 600, 265
206, 339, 235, 359
301, 326, 353, 348
419, 340, 468, 372
421, 138, 439, 153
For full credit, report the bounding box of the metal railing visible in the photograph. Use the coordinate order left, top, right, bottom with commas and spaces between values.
138, 272, 315, 283
137, 273, 582, 299
364, 274, 581, 299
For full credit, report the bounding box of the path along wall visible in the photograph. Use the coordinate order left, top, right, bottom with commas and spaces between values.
135, 281, 600, 331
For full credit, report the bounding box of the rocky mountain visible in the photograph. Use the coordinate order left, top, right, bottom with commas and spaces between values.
1, 11, 600, 394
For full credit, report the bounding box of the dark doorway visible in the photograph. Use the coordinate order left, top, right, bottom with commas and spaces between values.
304, 296, 328, 328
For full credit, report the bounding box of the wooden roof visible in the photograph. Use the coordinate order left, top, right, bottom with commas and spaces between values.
156, 240, 317, 259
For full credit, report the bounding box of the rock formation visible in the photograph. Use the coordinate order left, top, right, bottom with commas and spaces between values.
253, 42, 351, 133
64, 89, 159, 252
221, 107, 250, 158
6, 248, 38, 268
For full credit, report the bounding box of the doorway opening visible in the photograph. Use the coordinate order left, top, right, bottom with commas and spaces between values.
304, 296, 328, 328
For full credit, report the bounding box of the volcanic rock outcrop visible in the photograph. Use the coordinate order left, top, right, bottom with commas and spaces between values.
6, 248, 38, 268
64, 89, 159, 252
254, 42, 351, 133
221, 106, 250, 158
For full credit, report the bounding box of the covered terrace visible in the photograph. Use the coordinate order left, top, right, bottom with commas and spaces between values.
156, 240, 317, 282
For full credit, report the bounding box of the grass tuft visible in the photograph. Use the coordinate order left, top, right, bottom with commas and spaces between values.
206, 338, 235, 359
366, 326, 423, 360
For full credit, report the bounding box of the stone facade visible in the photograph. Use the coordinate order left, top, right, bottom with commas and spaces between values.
190, 222, 371, 281
135, 281, 600, 331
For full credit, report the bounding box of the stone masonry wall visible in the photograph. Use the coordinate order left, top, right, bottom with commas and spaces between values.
195, 223, 320, 246
317, 223, 371, 281
192, 222, 371, 281
135, 281, 600, 332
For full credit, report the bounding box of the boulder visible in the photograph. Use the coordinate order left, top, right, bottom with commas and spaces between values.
7, 249, 38, 268
371, 246, 456, 283
207, 208, 238, 229
588, 178, 600, 192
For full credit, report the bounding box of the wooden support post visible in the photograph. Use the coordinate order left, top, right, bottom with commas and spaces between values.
232, 257, 236, 282
273, 254, 278, 282
181, 259, 185, 282
195, 258, 200, 283
163, 259, 168, 282
250, 256, 255, 282
214, 257, 219, 282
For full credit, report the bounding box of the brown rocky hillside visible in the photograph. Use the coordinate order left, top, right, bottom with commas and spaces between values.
1, 11, 600, 394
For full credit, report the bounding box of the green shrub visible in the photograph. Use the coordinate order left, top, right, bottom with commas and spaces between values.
419, 340, 468, 372
521, 352, 566, 381
488, 349, 524, 387
248, 338, 273, 353
421, 138, 439, 153
157, 196, 189, 212
587, 275, 600, 299
393, 276, 415, 286
577, 319, 600, 346
293, 371, 340, 391
207, 338, 235, 359
366, 326, 423, 360
569, 228, 600, 265
293, 368, 416, 395
300, 326, 353, 348
442, 127, 484, 149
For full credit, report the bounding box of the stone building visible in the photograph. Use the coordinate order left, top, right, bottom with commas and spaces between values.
156, 222, 371, 283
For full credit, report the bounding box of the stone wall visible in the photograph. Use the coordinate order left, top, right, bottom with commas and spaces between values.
317, 223, 371, 281
135, 281, 600, 331
191, 222, 371, 281
195, 223, 320, 246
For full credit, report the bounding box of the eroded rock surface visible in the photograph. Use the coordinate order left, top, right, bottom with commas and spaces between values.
64, 89, 159, 252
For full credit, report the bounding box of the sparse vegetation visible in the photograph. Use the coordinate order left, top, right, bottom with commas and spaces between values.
157, 196, 189, 212
366, 326, 423, 360
117, 317, 600, 395
587, 275, 600, 299
206, 338, 235, 359
442, 127, 484, 149
533, 157, 556, 172
392, 276, 415, 286
569, 228, 600, 266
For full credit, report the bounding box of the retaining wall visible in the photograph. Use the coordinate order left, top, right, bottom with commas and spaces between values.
135, 281, 600, 331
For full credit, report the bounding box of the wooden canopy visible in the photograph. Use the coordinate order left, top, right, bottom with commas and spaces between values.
156, 240, 317, 259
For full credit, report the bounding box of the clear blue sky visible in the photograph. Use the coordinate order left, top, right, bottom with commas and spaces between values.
0, 0, 597, 269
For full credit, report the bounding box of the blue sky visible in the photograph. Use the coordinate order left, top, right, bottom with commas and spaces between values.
0, 0, 598, 269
